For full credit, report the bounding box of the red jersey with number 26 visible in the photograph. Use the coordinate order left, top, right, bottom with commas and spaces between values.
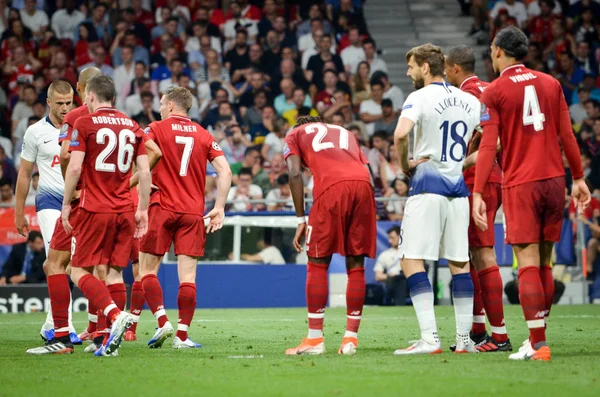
283, 122, 371, 200
460, 76, 502, 186
70, 107, 147, 213
145, 115, 224, 215
478, 64, 576, 189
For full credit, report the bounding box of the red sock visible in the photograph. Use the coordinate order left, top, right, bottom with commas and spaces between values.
96, 280, 107, 331
540, 265, 554, 324
129, 281, 145, 334
470, 264, 487, 335
78, 274, 120, 325
107, 283, 127, 310
87, 298, 97, 334
345, 267, 365, 334
478, 266, 508, 342
518, 267, 546, 347
306, 262, 329, 336
141, 274, 168, 328
176, 282, 196, 341
47, 274, 71, 339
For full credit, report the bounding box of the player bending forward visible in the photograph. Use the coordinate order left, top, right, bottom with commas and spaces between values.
445, 45, 512, 352
393, 44, 481, 355
62, 75, 152, 357
284, 116, 377, 355
138, 86, 232, 349
472, 27, 590, 361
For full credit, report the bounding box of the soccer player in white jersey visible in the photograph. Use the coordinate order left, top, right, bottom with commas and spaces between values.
14, 80, 80, 344
392, 44, 482, 355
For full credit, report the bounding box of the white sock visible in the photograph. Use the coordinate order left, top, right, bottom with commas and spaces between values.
42, 305, 54, 330
67, 295, 75, 333
343, 331, 358, 338
411, 291, 439, 345
307, 329, 323, 339
453, 297, 474, 336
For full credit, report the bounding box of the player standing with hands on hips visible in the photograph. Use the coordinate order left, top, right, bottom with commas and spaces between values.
472, 26, 590, 361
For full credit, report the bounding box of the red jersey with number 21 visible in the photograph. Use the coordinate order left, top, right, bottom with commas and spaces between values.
145, 115, 224, 215
283, 123, 371, 200
70, 107, 147, 213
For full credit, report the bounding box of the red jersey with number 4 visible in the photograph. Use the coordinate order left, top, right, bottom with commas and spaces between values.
460, 76, 502, 186
283, 122, 371, 200
145, 115, 224, 215
479, 64, 574, 189
70, 107, 147, 213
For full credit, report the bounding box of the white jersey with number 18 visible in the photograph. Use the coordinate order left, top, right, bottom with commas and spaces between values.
400, 82, 481, 198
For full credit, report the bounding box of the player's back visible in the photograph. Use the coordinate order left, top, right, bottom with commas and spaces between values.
482, 64, 565, 188
72, 107, 143, 212
147, 115, 219, 215
60, 105, 89, 143
403, 82, 480, 197
283, 122, 371, 200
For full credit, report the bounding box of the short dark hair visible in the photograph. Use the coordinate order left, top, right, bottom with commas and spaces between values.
135, 60, 147, 68
297, 106, 311, 117
27, 230, 43, 243
244, 147, 259, 157
294, 115, 323, 128
276, 174, 289, 186
373, 130, 388, 140
371, 80, 384, 89
494, 26, 529, 60
0, 177, 12, 188
166, 17, 179, 24
86, 75, 116, 103
446, 45, 476, 74
140, 91, 153, 100
585, 99, 600, 108
381, 98, 393, 107
239, 167, 253, 178
363, 38, 376, 47
405, 43, 445, 77
387, 225, 401, 236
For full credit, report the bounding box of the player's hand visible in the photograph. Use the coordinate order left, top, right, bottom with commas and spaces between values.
134, 209, 149, 238
61, 205, 73, 234
14, 213, 30, 238
472, 193, 488, 231
408, 157, 429, 173
204, 207, 225, 233
293, 222, 307, 253
571, 178, 591, 215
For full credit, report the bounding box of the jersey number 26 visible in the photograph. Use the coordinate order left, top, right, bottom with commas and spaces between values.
95, 128, 136, 173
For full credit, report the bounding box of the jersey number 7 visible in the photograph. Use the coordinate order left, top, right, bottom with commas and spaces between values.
175, 136, 194, 176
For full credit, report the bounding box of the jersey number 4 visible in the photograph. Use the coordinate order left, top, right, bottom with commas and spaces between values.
95, 128, 136, 173
523, 85, 545, 131
305, 124, 349, 152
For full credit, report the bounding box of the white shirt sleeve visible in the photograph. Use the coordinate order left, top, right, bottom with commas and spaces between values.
20, 125, 38, 163
399, 92, 421, 123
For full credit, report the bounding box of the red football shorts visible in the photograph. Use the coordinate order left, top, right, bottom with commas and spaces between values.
306, 180, 376, 259
140, 204, 206, 257
467, 182, 501, 248
71, 209, 136, 268
130, 238, 139, 263
49, 206, 80, 252
502, 177, 566, 245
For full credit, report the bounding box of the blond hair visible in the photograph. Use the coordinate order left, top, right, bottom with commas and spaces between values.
164, 86, 193, 113
48, 80, 73, 99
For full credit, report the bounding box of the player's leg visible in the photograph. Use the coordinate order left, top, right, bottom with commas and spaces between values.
466, 192, 487, 340
338, 255, 365, 355
172, 254, 202, 348
539, 241, 555, 328
126, 252, 144, 341
36, 209, 60, 339
394, 194, 444, 355
448, 261, 477, 354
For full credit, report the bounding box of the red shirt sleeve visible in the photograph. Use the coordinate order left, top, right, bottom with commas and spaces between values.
133, 123, 147, 157
557, 83, 584, 180
474, 88, 500, 194
283, 128, 301, 160
207, 137, 224, 162
69, 119, 87, 153
144, 122, 158, 141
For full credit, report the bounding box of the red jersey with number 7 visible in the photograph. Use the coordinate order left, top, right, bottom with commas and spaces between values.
283, 122, 371, 200
70, 107, 147, 212
479, 64, 570, 189
145, 115, 224, 215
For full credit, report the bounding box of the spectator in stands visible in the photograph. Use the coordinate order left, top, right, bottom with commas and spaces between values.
271, 58, 308, 97
249, 105, 276, 145
227, 167, 264, 212
580, 99, 600, 141
219, 123, 252, 164
242, 88, 268, 127
155, 0, 191, 26
121, 7, 152, 49
202, 90, 241, 130
223, 2, 258, 51
262, 116, 288, 160
10, 83, 37, 135
330, 112, 345, 127
370, 71, 405, 113
158, 58, 195, 94
543, 19, 576, 66
297, 4, 332, 38
124, 77, 159, 117
265, 173, 293, 211
256, 153, 285, 195
240, 230, 286, 265
4, 45, 40, 96
367, 130, 389, 180
282, 87, 318, 125
113, 46, 136, 99
330, 0, 368, 34
360, 80, 384, 136
131, 0, 155, 33
362, 38, 388, 76
374, 225, 408, 305
257, 0, 277, 39
238, 70, 270, 108
350, 61, 372, 106
271, 15, 297, 51
153, 19, 185, 55
196, 48, 230, 83
231, 146, 262, 182
225, 29, 251, 84
587, 119, 600, 157
187, 24, 221, 60
263, 30, 284, 71
322, 90, 352, 122
51, 0, 85, 41
13, 99, 45, 143
341, 26, 365, 73
51, 50, 77, 87
574, 41, 598, 77
306, 35, 344, 88
574, 6, 597, 46
152, 8, 179, 40
0, 177, 15, 205
571, 87, 591, 125
385, 174, 409, 221
554, 51, 585, 105
275, 78, 306, 115
528, 0, 556, 48
20, 0, 48, 40
133, 91, 160, 125
76, 3, 111, 45
299, 19, 325, 55
112, 30, 151, 67
489, 0, 528, 29
79, 46, 114, 78
314, 69, 339, 113
573, 74, 600, 105
0, 230, 46, 285
373, 99, 398, 138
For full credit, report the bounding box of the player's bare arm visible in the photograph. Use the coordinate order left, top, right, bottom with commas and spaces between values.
14, 158, 34, 237
61, 151, 85, 233
130, 139, 163, 188
286, 154, 307, 253
134, 152, 151, 239
204, 155, 232, 233
472, 121, 500, 231
59, 140, 71, 179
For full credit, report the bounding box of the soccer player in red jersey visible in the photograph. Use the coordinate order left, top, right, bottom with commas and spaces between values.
473, 27, 591, 361
445, 45, 512, 352
283, 116, 377, 355
61, 75, 152, 357
137, 87, 232, 349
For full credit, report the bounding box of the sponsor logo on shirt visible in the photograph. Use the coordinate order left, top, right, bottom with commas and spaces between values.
283, 143, 290, 157
144, 127, 150, 135
58, 123, 69, 139
480, 103, 490, 122
69, 129, 79, 146
212, 141, 222, 151
402, 104, 413, 110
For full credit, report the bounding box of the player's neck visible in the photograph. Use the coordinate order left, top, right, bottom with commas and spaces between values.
499, 60, 523, 74
168, 112, 188, 119
48, 112, 61, 128
92, 102, 113, 112
424, 75, 445, 86
459, 74, 476, 85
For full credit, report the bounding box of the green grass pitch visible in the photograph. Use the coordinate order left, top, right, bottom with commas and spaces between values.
0, 305, 599, 397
